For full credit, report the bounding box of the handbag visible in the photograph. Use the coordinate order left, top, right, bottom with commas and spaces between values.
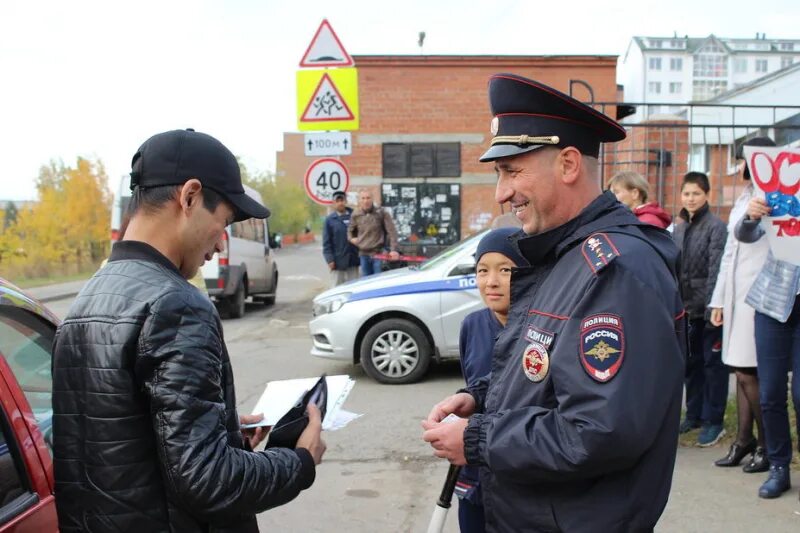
266, 375, 328, 449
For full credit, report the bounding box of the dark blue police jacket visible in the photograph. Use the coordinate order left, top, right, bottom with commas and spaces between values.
323, 207, 360, 270
463, 191, 686, 533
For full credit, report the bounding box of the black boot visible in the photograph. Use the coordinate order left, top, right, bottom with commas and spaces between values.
742, 447, 769, 473
715, 440, 756, 467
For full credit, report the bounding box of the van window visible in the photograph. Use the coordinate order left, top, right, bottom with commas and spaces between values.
253, 220, 265, 243
232, 220, 255, 241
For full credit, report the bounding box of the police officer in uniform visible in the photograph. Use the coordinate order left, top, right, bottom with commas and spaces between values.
423, 74, 686, 532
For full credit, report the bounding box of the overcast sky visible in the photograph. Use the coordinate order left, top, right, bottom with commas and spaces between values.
1, 0, 798, 200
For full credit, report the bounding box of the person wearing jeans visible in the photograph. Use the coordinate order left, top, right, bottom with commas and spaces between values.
737, 195, 800, 500
685, 320, 725, 439
348, 189, 400, 277
673, 172, 728, 447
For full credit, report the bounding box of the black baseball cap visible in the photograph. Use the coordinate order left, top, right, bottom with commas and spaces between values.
129, 129, 270, 222
479, 74, 626, 162
332, 190, 346, 200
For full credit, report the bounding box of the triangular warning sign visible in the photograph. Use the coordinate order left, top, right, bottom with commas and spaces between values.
299, 19, 354, 68
300, 73, 355, 122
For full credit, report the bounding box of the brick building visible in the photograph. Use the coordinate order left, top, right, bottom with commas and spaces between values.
286, 54, 619, 254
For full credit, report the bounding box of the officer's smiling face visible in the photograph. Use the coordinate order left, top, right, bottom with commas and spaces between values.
494, 148, 561, 234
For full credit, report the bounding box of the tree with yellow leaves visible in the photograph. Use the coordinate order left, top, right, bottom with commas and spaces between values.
0, 157, 111, 279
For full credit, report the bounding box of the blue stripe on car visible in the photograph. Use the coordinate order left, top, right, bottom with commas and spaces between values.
348, 276, 476, 302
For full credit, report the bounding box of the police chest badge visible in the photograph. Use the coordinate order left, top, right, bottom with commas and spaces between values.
579, 314, 625, 383
522, 342, 550, 382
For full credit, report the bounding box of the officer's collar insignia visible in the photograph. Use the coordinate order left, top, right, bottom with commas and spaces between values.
522, 342, 549, 382
581, 233, 620, 275
490, 116, 499, 135
525, 324, 555, 349
579, 314, 625, 383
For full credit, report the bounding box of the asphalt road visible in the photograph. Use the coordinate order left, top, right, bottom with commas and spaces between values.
45, 242, 799, 532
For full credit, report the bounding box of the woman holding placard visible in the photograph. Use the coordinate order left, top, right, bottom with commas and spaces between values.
735, 141, 800, 500
709, 137, 774, 474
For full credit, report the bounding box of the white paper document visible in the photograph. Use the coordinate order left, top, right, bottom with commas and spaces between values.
244, 375, 358, 431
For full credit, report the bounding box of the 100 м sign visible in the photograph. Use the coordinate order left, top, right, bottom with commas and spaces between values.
304, 158, 350, 205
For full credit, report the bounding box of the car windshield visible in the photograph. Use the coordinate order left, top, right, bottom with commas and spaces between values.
418, 230, 488, 271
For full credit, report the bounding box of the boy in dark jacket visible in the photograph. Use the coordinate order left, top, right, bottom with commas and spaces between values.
673, 171, 728, 446
323, 191, 360, 286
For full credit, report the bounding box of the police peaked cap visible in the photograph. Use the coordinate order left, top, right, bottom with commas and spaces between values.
479, 73, 627, 162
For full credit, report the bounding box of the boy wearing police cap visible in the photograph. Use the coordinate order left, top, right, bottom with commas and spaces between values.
53, 129, 325, 532
423, 75, 685, 532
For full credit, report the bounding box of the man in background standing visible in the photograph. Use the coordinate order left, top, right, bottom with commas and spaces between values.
323, 190, 360, 286
348, 189, 400, 276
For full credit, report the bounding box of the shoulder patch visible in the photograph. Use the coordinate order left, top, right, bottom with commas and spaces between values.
581, 233, 620, 274
579, 314, 625, 382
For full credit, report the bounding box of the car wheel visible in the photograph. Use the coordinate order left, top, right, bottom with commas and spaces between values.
360, 318, 431, 384
227, 279, 246, 319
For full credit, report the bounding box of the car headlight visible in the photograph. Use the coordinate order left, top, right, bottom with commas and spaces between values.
312, 293, 351, 317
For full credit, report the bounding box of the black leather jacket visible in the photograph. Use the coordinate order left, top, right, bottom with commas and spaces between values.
52, 241, 315, 532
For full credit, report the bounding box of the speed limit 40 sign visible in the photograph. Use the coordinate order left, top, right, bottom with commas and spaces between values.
304, 158, 350, 205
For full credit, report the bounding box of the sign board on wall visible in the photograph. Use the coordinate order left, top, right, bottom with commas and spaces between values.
381, 183, 461, 246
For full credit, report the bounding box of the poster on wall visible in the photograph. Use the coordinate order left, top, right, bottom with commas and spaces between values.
744, 145, 800, 265
381, 183, 461, 246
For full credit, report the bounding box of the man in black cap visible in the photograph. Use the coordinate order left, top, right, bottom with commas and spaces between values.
52, 129, 325, 532
423, 75, 685, 532
323, 190, 360, 286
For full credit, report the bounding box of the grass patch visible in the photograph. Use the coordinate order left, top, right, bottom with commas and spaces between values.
11, 270, 96, 289
679, 396, 799, 470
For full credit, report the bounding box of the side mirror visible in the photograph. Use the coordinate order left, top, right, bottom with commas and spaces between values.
448, 263, 475, 277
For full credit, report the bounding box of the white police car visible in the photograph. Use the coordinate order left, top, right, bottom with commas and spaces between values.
309, 230, 488, 384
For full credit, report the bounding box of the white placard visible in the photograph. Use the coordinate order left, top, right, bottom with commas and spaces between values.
744, 145, 800, 265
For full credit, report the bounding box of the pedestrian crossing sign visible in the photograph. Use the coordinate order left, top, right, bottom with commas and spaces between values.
296, 68, 359, 131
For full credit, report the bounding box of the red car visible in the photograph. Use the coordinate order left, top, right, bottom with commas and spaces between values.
0, 278, 58, 532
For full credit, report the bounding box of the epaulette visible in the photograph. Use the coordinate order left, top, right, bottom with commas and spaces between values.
581, 232, 620, 275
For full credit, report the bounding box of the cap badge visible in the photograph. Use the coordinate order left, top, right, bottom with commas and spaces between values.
490, 116, 499, 136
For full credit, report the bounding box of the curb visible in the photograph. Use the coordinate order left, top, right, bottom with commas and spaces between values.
38, 291, 81, 304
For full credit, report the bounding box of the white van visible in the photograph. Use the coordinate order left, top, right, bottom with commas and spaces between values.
111, 176, 277, 318
201, 185, 278, 318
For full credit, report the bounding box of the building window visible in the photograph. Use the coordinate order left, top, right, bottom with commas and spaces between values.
693, 46, 728, 78
780, 43, 794, 51
781, 56, 794, 69
669, 82, 682, 94
648, 57, 662, 70
649, 39, 663, 48
692, 80, 728, 100
382, 143, 461, 178
755, 59, 768, 72
734, 58, 747, 73
669, 57, 683, 71
689, 145, 709, 173
670, 39, 684, 49
648, 82, 662, 94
